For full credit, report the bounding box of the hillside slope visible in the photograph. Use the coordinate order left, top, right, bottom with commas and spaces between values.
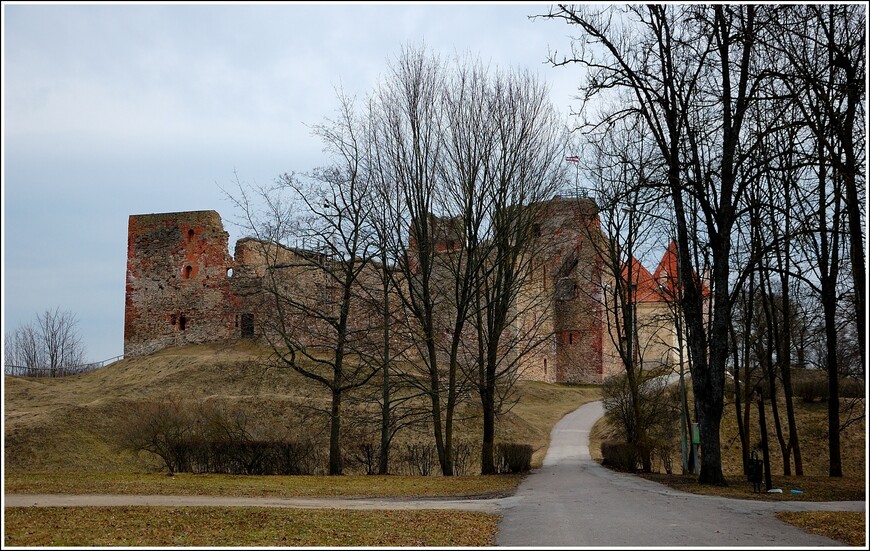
5, 342, 332, 472
4, 341, 599, 473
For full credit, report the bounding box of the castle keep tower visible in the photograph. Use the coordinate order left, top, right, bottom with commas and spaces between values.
544, 196, 608, 383
124, 210, 238, 356
518, 196, 611, 383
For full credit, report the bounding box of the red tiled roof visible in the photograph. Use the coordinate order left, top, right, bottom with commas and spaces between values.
621, 256, 662, 303
652, 240, 710, 299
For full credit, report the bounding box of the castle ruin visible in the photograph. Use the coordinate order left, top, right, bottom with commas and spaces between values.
124, 197, 686, 383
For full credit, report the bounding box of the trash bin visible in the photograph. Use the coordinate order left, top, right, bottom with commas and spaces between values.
747, 451, 763, 493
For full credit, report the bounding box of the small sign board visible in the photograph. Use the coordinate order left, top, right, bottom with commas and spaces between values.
691, 422, 700, 445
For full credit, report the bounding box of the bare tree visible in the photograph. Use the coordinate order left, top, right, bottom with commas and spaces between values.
767, 4, 865, 477
5, 308, 87, 377
371, 44, 466, 475
460, 66, 566, 474
578, 114, 677, 472
227, 91, 381, 475
540, 4, 776, 485
771, 4, 866, 374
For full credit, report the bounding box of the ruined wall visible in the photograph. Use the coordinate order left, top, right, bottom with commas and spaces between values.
523, 196, 608, 384
124, 205, 675, 386
124, 211, 238, 356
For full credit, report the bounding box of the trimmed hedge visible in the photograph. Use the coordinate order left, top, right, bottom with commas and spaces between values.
601, 440, 638, 472
495, 442, 533, 474
166, 439, 320, 475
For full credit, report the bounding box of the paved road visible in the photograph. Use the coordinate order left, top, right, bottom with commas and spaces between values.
3, 493, 501, 512
5, 401, 863, 547
495, 401, 864, 547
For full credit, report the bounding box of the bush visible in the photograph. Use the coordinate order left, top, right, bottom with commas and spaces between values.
494, 442, 533, 474
650, 438, 675, 475
164, 439, 321, 475
601, 372, 680, 472
840, 378, 864, 399
452, 441, 473, 476
601, 440, 639, 472
794, 378, 827, 402
347, 442, 379, 475
402, 443, 436, 476
119, 395, 323, 475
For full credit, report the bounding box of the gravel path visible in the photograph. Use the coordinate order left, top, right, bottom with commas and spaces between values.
3, 493, 503, 512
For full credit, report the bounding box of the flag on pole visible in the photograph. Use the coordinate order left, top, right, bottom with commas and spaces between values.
565, 155, 579, 163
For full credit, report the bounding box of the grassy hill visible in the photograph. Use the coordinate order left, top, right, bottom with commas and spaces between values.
4, 341, 599, 474
589, 372, 865, 501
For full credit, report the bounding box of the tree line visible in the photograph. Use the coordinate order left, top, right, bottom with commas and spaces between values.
4, 308, 93, 377
227, 45, 568, 476
540, 3, 864, 482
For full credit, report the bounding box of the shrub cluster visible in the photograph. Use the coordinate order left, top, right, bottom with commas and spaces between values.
494, 442, 533, 474
400, 442, 437, 476
119, 395, 324, 475
794, 378, 828, 403
385, 440, 477, 476
347, 442, 380, 475
601, 440, 640, 471
451, 441, 473, 476
166, 439, 320, 475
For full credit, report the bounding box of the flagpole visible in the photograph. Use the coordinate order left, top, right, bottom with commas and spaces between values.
565, 155, 580, 197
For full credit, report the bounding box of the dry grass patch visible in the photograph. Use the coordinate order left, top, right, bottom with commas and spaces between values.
637, 472, 864, 502
4, 506, 499, 547
5, 342, 599, 475
4, 472, 522, 498
776, 511, 865, 547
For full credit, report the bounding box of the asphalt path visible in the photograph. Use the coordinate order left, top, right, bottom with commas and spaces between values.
5, 401, 864, 548
495, 401, 864, 547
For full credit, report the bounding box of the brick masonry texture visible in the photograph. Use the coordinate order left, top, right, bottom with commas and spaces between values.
124, 201, 684, 384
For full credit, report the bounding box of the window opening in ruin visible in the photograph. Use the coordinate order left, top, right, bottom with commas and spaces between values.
188, 229, 195, 241
241, 313, 254, 339
183, 265, 193, 279
569, 333, 573, 345
544, 358, 547, 375
532, 223, 541, 237
179, 315, 187, 331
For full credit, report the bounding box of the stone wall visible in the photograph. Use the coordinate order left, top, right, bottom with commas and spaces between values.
124, 211, 238, 356
529, 197, 610, 384
123, 203, 675, 385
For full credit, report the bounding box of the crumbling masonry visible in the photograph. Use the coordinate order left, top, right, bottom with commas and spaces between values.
124, 198, 685, 383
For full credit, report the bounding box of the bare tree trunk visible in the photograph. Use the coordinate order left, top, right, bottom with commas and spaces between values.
729, 318, 748, 474
329, 386, 343, 476
379, 265, 391, 475
756, 390, 772, 491
759, 271, 789, 476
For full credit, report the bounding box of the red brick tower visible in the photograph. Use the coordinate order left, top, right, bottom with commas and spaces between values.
124, 210, 238, 356
537, 196, 606, 383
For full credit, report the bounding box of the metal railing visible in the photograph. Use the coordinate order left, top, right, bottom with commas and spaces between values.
4, 354, 124, 378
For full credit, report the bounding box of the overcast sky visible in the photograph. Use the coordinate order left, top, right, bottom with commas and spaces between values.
3, 2, 592, 363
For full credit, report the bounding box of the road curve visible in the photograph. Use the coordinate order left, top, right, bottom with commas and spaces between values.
495, 400, 863, 547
